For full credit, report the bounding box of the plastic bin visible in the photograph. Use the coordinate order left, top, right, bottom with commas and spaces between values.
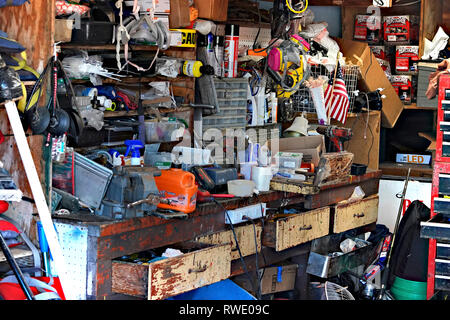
74, 152, 113, 209
214, 78, 248, 90
216, 89, 247, 99
167, 279, 256, 300
391, 276, 427, 300
203, 115, 247, 127
145, 121, 182, 143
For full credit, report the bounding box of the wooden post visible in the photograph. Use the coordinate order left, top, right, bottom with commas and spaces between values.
4, 101, 72, 300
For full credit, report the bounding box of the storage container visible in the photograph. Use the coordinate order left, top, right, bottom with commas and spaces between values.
154, 168, 198, 213
193, 0, 229, 22
74, 152, 113, 209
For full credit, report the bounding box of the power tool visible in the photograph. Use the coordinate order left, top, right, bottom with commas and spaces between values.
316, 125, 353, 153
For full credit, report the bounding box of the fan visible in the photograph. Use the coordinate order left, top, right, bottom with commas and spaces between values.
324, 281, 355, 301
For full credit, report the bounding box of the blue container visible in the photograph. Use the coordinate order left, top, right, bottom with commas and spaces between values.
167, 279, 256, 300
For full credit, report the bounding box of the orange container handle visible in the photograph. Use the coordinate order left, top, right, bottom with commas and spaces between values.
181, 172, 195, 188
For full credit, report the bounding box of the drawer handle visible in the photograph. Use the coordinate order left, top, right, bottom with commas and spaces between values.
188, 265, 208, 274
299, 225, 313, 231
354, 213, 365, 218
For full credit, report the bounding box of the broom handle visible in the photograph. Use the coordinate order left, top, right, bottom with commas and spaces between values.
377, 168, 411, 300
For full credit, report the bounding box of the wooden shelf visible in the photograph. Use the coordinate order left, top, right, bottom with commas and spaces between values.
380, 161, 433, 180
59, 43, 159, 52
404, 103, 437, 110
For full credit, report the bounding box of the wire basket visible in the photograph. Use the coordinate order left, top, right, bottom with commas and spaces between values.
293, 64, 361, 114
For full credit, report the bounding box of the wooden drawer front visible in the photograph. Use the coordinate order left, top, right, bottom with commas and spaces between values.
263, 207, 330, 252
333, 195, 379, 234
112, 243, 231, 300
195, 224, 262, 260
148, 243, 231, 300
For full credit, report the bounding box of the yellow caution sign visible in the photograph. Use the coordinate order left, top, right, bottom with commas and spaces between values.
170, 29, 196, 48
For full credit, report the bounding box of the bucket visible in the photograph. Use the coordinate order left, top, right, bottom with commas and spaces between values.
390, 276, 427, 300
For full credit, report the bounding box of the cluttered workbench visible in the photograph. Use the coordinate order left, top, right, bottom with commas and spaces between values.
52, 169, 381, 300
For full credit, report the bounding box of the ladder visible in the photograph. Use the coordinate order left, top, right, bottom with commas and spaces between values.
1, 99, 72, 299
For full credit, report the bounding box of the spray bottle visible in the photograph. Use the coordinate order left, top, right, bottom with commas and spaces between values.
124, 140, 144, 166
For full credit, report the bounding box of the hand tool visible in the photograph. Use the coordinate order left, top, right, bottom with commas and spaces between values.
197, 189, 235, 203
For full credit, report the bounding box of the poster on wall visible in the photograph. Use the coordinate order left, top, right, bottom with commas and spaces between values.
377, 179, 431, 232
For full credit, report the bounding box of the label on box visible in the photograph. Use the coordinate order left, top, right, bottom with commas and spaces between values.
370, 45, 387, 60
390, 75, 413, 104
395, 46, 419, 74
383, 15, 419, 43
354, 15, 382, 43
396, 153, 431, 165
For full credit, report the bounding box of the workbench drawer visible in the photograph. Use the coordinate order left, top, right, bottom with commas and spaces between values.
262, 207, 330, 252
112, 242, 231, 300
195, 224, 262, 260
332, 194, 379, 234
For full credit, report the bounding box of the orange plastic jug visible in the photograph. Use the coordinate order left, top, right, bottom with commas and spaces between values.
154, 168, 198, 214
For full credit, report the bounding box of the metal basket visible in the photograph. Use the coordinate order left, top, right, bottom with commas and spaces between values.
293, 64, 361, 114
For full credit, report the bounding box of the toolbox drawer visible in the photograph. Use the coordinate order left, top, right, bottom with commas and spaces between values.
442, 99, 450, 111
436, 258, 450, 275
332, 194, 379, 234
195, 224, 262, 260
435, 275, 450, 291
421, 214, 450, 241
262, 207, 330, 252
439, 174, 450, 195
437, 242, 450, 259
112, 242, 231, 300
433, 198, 450, 217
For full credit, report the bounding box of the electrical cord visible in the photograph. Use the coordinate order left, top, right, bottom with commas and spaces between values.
213, 199, 259, 298
286, 0, 308, 14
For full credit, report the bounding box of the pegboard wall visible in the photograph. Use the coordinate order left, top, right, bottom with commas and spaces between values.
54, 222, 89, 300
215, 25, 272, 51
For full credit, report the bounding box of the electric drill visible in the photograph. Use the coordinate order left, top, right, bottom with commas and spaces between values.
317, 125, 353, 153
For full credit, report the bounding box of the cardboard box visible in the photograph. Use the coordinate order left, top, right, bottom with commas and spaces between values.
370, 45, 387, 60
169, 0, 191, 28
354, 15, 383, 43
233, 263, 298, 295
194, 0, 229, 22
390, 75, 413, 105
335, 38, 404, 129
265, 135, 325, 167
396, 153, 431, 165
383, 15, 419, 43
395, 45, 419, 74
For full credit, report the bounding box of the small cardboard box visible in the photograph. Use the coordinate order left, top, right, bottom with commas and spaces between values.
370, 45, 387, 60
395, 45, 419, 74
383, 15, 420, 44
265, 135, 325, 167
396, 153, 431, 165
335, 38, 404, 129
354, 14, 383, 43
233, 263, 298, 295
194, 0, 229, 22
390, 75, 414, 105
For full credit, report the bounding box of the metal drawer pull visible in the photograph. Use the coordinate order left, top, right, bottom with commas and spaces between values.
299, 225, 313, 231
189, 265, 208, 274
354, 213, 365, 218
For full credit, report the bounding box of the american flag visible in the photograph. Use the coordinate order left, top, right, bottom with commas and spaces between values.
324, 64, 350, 124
